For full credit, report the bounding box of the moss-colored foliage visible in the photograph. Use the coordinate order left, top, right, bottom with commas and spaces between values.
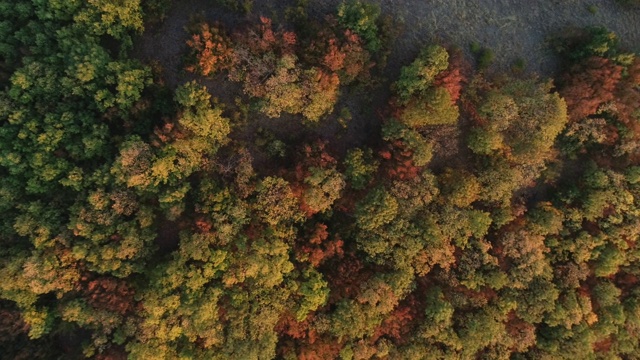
337, 0, 382, 52
394, 45, 450, 103
303, 167, 346, 214
344, 148, 378, 190
392, 45, 460, 129
382, 120, 434, 166
399, 87, 460, 127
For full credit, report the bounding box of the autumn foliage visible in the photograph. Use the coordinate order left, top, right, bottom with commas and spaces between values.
434, 49, 467, 103
2, 1, 640, 359
296, 223, 344, 267
185, 22, 234, 76
560, 56, 622, 121
82, 276, 135, 315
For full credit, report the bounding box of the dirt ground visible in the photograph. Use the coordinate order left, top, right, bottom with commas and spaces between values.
132, 0, 640, 170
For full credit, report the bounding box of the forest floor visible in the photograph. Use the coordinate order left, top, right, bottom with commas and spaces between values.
133, 0, 640, 170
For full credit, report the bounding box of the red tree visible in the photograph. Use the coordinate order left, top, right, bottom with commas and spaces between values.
82, 276, 135, 315
560, 56, 622, 122
185, 22, 234, 76
296, 223, 344, 267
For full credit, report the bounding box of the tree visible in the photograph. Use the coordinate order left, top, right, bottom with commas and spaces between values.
255, 177, 303, 226
185, 21, 233, 76
336, 0, 382, 53
229, 17, 342, 122
74, 0, 144, 41
393, 45, 449, 103
438, 168, 481, 208
355, 187, 398, 232
344, 148, 378, 190
398, 87, 459, 127
499, 228, 552, 288
381, 120, 434, 168
302, 167, 345, 215
560, 56, 622, 122
470, 78, 568, 165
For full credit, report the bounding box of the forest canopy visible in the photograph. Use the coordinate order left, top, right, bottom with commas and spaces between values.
1, 0, 640, 359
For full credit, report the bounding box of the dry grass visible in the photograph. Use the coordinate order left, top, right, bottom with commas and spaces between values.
308, 0, 640, 77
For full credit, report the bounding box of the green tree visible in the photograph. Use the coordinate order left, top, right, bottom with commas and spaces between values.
344, 148, 378, 190
255, 177, 303, 226
394, 45, 449, 103
337, 0, 382, 52
302, 167, 346, 215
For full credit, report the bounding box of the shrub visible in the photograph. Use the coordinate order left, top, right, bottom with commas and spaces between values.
470, 42, 494, 69
142, 0, 171, 25
214, 0, 253, 14
477, 48, 495, 69
512, 58, 526, 72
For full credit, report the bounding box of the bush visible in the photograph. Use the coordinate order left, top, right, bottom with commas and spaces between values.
213, 0, 253, 14
470, 42, 495, 69
477, 48, 495, 69
615, 0, 640, 6
142, 0, 171, 25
